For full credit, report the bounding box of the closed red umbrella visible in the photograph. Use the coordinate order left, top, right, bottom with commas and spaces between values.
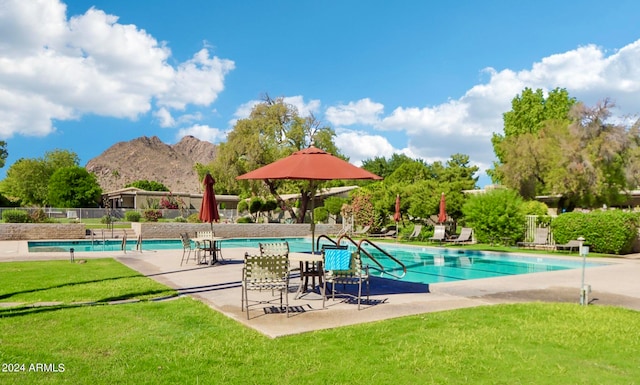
393, 194, 401, 240
199, 173, 220, 227
438, 192, 446, 224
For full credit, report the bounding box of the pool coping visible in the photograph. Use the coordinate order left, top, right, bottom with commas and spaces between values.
2, 239, 640, 338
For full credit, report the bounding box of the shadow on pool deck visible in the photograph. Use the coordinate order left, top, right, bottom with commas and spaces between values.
2, 240, 640, 338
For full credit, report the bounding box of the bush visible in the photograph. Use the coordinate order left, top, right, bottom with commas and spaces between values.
461, 189, 526, 243
521, 200, 549, 216
174, 216, 187, 223
187, 213, 201, 223
100, 215, 112, 224
125, 211, 141, 222
237, 200, 248, 214
29, 208, 51, 223
314, 206, 329, 223
236, 217, 253, 223
2, 209, 29, 223
552, 210, 639, 254
143, 209, 162, 222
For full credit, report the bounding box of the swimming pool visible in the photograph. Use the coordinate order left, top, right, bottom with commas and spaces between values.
28, 238, 603, 285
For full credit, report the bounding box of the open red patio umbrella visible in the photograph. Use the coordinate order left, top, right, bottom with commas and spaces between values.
199, 173, 220, 229
236, 145, 382, 251
437, 192, 447, 224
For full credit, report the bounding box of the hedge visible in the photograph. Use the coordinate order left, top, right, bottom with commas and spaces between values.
551, 210, 639, 254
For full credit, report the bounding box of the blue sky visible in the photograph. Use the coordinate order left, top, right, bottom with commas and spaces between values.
2, 0, 640, 187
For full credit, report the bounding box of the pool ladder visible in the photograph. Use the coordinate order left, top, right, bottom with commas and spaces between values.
316, 234, 407, 279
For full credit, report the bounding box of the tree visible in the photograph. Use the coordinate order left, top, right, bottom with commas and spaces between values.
0, 149, 79, 206
212, 95, 340, 223
546, 100, 640, 209
48, 166, 103, 208
490, 87, 576, 187
356, 153, 479, 225
361, 153, 415, 179
462, 188, 526, 243
0, 140, 7, 169
125, 180, 169, 191
323, 196, 347, 223
494, 95, 640, 210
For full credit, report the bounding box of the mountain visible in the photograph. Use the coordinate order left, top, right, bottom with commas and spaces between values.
85, 136, 218, 193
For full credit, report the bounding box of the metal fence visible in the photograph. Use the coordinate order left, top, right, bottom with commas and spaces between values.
524, 214, 557, 243
0, 207, 238, 222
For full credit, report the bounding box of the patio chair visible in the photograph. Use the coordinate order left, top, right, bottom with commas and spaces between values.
352, 225, 371, 236
241, 254, 290, 319
407, 224, 423, 241
428, 225, 447, 243
322, 248, 369, 310
259, 241, 290, 257
447, 227, 473, 244
555, 239, 581, 253
517, 227, 550, 248
369, 228, 397, 238
179, 233, 195, 266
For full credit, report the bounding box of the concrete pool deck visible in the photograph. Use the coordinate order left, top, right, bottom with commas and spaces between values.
2, 240, 640, 338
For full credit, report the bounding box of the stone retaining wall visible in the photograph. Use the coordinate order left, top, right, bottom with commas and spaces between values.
132, 222, 343, 239
0, 223, 343, 241
0, 223, 86, 240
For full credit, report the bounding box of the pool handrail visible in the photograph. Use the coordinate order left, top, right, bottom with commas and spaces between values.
332, 234, 406, 279
318, 234, 387, 272
356, 238, 407, 279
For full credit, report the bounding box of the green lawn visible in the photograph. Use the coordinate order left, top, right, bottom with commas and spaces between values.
1, 259, 638, 384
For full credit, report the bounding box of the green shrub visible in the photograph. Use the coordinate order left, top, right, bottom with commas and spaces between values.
237, 200, 248, 214
521, 200, 549, 216
100, 215, 112, 224
2, 209, 29, 223
461, 189, 526, 243
314, 206, 329, 223
236, 216, 253, 223
29, 208, 51, 223
174, 216, 187, 223
552, 210, 639, 254
143, 209, 162, 222
187, 213, 201, 223
124, 211, 141, 222
324, 196, 347, 216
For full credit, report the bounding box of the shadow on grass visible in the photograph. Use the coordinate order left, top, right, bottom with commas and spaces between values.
0, 274, 149, 301
0, 289, 180, 319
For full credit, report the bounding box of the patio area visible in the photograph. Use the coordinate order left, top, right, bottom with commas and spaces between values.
2, 240, 640, 338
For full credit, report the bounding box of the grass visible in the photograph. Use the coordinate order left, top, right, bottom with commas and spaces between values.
0, 259, 176, 304
1, 260, 639, 384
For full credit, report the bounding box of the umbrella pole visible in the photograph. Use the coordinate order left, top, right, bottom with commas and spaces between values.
310, 184, 316, 254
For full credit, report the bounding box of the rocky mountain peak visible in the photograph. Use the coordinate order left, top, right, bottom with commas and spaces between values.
85, 136, 218, 193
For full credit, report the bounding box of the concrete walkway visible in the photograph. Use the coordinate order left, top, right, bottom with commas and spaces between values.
2, 240, 640, 338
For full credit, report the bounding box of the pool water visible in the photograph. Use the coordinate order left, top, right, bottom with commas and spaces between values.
28, 238, 602, 285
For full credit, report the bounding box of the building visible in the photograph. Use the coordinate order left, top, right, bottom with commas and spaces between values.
102, 187, 240, 211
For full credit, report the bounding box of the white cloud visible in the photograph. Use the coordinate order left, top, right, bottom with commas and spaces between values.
282, 95, 321, 117
176, 124, 226, 144
153, 107, 175, 128
325, 98, 384, 126
0, 0, 233, 139
156, 48, 234, 110
334, 130, 396, 166
350, 39, 640, 181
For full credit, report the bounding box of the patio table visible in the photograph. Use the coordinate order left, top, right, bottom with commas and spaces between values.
289, 252, 324, 298
191, 236, 224, 265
